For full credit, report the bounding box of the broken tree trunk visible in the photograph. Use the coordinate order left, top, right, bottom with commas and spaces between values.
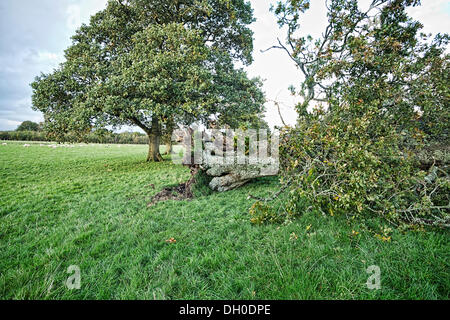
174, 128, 279, 192
200, 153, 279, 192
202, 163, 278, 192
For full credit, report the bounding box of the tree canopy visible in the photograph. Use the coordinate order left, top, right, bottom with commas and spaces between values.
16, 121, 40, 132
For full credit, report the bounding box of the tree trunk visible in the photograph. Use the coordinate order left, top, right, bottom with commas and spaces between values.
164, 127, 173, 155
163, 118, 175, 155
164, 139, 173, 155
147, 117, 163, 162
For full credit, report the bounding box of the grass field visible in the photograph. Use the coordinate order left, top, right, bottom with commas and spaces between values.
0, 141, 448, 299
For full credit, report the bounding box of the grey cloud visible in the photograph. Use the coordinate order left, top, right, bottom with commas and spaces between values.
0, 0, 105, 131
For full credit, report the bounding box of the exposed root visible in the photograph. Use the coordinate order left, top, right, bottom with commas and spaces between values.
148, 165, 199, 207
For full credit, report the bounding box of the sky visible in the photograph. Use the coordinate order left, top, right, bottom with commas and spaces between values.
0, 0, 449, 131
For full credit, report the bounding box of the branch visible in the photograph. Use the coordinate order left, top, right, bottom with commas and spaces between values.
248, 178, 293, 202
130, 116, 151, 134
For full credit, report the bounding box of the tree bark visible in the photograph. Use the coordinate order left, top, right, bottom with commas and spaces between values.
147, 117, 163, 162
163, 118, 175, 155
164, 139, 173, 155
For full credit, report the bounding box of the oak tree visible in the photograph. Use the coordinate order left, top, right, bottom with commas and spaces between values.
32, 0, 265, 161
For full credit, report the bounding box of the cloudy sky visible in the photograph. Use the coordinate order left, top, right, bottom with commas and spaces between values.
0, 0, 448, 131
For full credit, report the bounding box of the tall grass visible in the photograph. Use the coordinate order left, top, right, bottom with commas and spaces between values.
0, 141, 448, 299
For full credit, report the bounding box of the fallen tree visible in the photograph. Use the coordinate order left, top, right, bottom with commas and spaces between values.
191, 129, 279, 192
249, 0, 450, 228
201, 156, 279, 192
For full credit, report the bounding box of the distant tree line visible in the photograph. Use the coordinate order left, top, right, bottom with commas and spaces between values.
0, 121, 150, 144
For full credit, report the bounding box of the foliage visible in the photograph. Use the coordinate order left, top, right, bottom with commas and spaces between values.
16, 121, 41, 132
277, 108, 449, 227
0, 130, 150, 145
0, 130, 46, 142
254, 0, 450, 228
31, 0, 265, 161
250, 200, 284, 224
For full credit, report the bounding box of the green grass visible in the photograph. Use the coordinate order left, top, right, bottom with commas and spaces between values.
0, 141, 449, 299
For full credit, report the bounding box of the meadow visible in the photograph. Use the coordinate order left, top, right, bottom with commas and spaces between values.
0, 141, 448, 299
